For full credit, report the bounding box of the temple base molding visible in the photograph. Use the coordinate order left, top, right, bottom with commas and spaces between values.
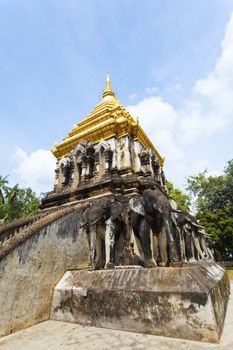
51, 262, 230, 343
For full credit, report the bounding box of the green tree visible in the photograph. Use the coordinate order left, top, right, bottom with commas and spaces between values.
186, 160, 233, 260
167, 181, 191, 212
0, 175, 10, 221
0, 175, 9, 204
186, 160, 233, 212
0, 176, 40, 223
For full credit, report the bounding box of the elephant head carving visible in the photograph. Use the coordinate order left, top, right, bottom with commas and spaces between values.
129, 188, 179, 267
80, 198, 124, 228
79, 197, 126, 269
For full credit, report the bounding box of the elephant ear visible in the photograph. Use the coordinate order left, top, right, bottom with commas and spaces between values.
89, 205, 105, 225
89, 197, 111, 225
111, 200, 124, 220
129, 196, 146, 216
79, 206, 89, 228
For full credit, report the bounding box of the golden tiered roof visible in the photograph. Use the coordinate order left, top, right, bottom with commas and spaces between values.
51, 75, 164, 165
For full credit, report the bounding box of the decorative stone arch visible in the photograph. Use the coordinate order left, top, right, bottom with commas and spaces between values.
95, 139, 111, 153
56, 157, 71, 190
58, 156, 70, 168
71, 141, 89, 184
95, 140, 112, 176
72, 143, 86, 164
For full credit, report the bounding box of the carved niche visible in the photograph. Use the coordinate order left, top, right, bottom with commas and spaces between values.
72, 141, 87, 184
139, 148, 151, 176
95, 140, 113, 176
56, 156, 71, 191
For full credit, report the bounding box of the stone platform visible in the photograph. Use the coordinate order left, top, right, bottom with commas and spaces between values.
51, 263, 230, 343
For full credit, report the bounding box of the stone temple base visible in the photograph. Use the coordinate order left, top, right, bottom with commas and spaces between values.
51, 263, 230, 343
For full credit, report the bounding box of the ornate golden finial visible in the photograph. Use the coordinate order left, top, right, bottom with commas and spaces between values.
102, 73, 116, 98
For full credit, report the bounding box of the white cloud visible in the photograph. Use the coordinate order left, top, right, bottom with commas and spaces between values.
167, 83, 182, 92
13, 148, 56, 194
127, 96, 186, 186
128, 93, 137, 100
127, 13, 233, 188
194, 13, 233, 122
145, 86, 159, 94
173, 83, 182, 91
127, 96, 177, 133
155, 130, 185, 162
178, 12, 233, 145
127, 97, 180, 153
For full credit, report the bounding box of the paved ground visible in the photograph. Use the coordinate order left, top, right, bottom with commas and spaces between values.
0, 283, 232, 350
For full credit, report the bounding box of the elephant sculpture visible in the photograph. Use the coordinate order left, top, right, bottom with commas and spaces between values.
129, 188, 178, 267
170, 199, 213, 262
177, 212, 213, 261
79, 197, 128, 269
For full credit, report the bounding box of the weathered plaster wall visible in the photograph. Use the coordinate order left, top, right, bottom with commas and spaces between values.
133, 140, 143, 173
0, 211, 89, 337
117, 136, 132, 170
51, 264, 230, 343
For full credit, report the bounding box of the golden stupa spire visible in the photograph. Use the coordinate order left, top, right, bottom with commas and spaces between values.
51, 74, 164, 165
102, 73, 116, 98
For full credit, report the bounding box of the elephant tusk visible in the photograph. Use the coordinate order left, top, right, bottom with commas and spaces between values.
192, 222, 204, 228
171, 209, 182, 213
89, 218, 100, 226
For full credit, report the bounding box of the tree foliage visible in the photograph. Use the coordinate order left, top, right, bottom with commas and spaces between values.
186, 160, 233, 260
167, 181, 191, 212
0, 176, 40, 224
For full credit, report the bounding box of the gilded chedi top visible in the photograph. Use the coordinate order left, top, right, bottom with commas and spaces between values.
51, 75, 164, 165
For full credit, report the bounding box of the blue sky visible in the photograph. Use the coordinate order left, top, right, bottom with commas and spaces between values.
1, 0, 233, 193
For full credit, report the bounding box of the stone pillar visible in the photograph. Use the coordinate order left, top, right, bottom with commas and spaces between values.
57, 165, 64, 192
81, 156, 87, 181
86, 146, 95, 178
161, 169, 168, 193
53, 166, 59, 192
77, 162, 82, 183
68, 159, 74, 187
71, 158, 79, 190
94, 152, 100, 175
99, 147, 105, 177
151, 155, 160, 179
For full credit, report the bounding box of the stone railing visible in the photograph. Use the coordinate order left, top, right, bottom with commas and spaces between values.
0, 206, 68, 242
0, 211, 50, 243
0, 205, 79, 260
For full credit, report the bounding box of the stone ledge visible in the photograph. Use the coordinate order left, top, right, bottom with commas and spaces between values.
50, 263, 230, 343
